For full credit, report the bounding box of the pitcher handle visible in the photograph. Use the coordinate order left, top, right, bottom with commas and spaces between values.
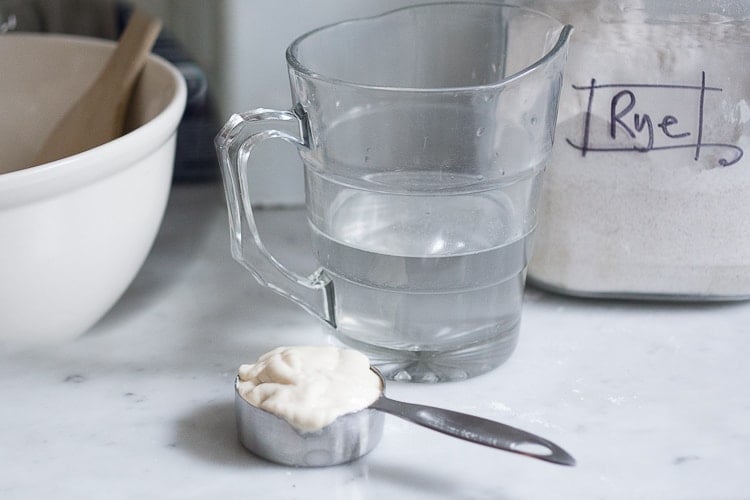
215, 107, 335, 327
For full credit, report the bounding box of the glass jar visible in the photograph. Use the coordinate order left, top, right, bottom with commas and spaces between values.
521, 0, 750, 300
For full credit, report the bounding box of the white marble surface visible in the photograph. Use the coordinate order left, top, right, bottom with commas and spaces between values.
2, 183, 749, 499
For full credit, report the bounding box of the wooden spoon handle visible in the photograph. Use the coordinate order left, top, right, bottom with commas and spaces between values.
97, 9, 163, 111
32, 9, 162, 167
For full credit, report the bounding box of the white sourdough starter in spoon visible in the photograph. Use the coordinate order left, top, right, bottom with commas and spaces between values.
237, 346, 382, 432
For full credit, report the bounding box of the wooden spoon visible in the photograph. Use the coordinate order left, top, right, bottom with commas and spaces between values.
32, 9, 162, 167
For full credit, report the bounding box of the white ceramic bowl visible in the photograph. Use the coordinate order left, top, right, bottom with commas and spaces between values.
0, 34, 187, 344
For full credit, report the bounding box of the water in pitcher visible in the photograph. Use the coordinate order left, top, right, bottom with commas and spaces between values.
308, 170, 538, 382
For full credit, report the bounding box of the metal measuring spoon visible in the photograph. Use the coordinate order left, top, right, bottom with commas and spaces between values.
234, 368, 576, 467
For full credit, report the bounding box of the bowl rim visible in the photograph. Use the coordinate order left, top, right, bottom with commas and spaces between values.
0, 33, 187, 207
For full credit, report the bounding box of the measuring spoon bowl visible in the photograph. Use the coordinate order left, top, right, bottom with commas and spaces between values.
234, 376, 384, 467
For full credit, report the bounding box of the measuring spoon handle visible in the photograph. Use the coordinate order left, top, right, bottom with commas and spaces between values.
370, 396, 576, 466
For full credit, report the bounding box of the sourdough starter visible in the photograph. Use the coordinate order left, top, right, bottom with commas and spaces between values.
237, 346, 382, 432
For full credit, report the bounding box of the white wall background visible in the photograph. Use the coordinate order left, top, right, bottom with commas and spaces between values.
134, 0, 476, 205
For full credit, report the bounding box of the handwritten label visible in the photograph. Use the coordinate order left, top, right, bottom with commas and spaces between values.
565, 72, 744, 167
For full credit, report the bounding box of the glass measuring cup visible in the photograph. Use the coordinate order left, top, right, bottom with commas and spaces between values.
216, 3, 572, 382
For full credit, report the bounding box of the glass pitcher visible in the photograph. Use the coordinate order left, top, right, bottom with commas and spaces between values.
216, 2, 572, 382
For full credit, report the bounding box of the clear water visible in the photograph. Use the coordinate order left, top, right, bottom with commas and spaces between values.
308, 184, 534, 382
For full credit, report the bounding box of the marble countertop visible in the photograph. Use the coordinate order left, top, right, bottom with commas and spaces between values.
2, 183, 749, 500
